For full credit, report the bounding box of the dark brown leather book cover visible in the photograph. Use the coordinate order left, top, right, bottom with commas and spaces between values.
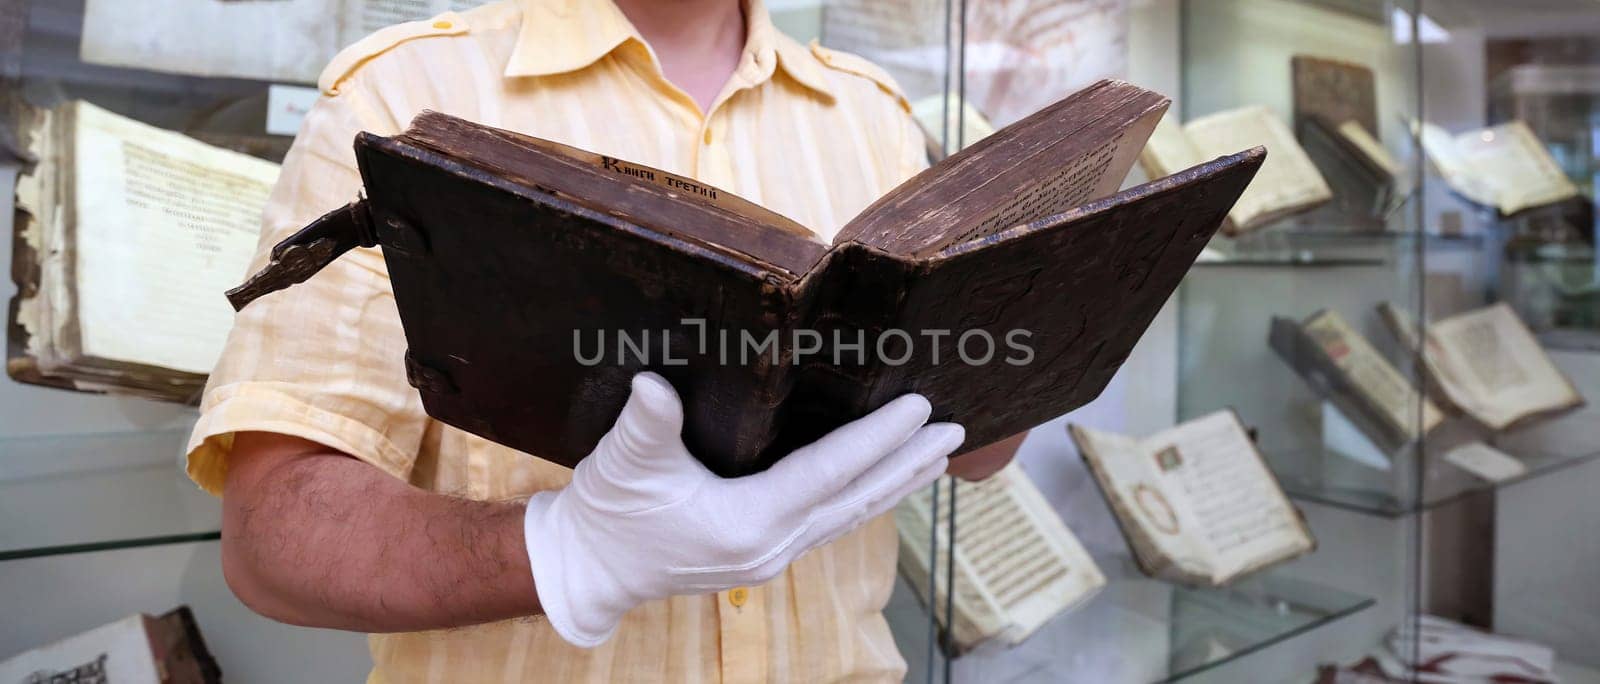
803, 153, 1261, 453
1269, 313, 1409, 451
1291, 55, 1378, 143
355, 132, 807, 474
233, 83, 1263, 477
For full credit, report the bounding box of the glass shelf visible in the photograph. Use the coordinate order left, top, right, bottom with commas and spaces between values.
1268, 408, 1600, 518
1274, 446, 1600, 517
0, 429, 219, 561
1195, 255, 1388, 268
927, 556, 1373, 683
1199, 226, 1483, 268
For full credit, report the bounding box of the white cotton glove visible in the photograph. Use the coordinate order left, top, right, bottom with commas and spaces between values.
523, 372, 963, 647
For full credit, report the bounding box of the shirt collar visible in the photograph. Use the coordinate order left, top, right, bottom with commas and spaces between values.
505, 0, 836, 102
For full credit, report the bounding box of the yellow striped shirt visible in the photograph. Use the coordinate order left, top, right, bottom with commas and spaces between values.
185, 0, 928, 681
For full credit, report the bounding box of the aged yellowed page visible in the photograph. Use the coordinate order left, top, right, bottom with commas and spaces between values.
1071, 423, 1212, 584
1451, 122, 1579, 215
1183, 106, 1332, 232
1074, 412, 1313, 586
1378, 302, 1473, 416
1422, 120, 1578, 214
1146, 411, 1313, 582
13, 104, 69, 369
1305, 309, 1444, 441
955, 99, 1164, 247
1418, 121, 1499, 208
69, 102, 279, 374
1137, 112, 1205, 181
1425, 303, 1583, 430
896, 462, 1105, 651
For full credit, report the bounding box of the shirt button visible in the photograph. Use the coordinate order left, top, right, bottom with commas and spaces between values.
433, 20, 453, 29
703, 128, 713, 145
727, 587, 748, 608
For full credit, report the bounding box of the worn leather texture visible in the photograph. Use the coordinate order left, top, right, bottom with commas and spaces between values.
347, 126, 1260, 476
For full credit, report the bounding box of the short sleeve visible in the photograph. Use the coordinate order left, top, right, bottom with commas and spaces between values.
185, 71, 424, 496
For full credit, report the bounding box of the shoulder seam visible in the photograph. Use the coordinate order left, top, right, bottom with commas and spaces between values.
319, 11, 472, 96
808, 44, 911, 114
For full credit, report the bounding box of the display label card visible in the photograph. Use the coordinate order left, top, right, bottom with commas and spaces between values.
1442, 442, 1527, 483
267, 84, 320, 137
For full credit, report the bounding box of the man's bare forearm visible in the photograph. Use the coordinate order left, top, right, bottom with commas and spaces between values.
221, 432, 541, 632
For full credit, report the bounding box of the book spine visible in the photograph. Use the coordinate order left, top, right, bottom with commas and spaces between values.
768, 245, 914, 456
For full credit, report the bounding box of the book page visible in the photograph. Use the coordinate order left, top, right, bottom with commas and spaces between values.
0, 614, 160, 682
1304, 309, 1444, 441
1137, 112, 1205, 180
13, 104, 68, 367
1426, 303, 1583, 430
1337, 121, 1403, 177
895, 463, 1105, 650
836, 81, 1167, 256
894, 486, 1008, 651
1452, 122, 1579, 215
1071, 424, 1212, 582
1144, 411, 1313, 582
942, 100, 1162, 250
1377, 302, 1470, 416
1183, 106, 1332, 232
69, 102, 279, 374
1418, 121, 1499, 208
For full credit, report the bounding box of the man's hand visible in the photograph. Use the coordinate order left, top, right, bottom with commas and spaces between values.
524, 373, 964, 647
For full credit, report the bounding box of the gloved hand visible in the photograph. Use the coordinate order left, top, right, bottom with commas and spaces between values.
523, 372, 963, 647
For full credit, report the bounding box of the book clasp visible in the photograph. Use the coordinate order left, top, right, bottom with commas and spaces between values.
225, 200, 378, 312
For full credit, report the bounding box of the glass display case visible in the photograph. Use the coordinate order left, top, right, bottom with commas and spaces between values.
856, 0, 1600, 682
3, 0, 1599, 682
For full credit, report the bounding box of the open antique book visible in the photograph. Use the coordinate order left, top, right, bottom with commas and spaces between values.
1070, 411, 1315, 587
231, 80, 1263, 476
896, 462, 1105, 654
8, 101, 278, 402
1419, 120, 1580, 216
1270, 309, 1445, 451
1377, 302, 1584, 431
1139, 106, 1331, 236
